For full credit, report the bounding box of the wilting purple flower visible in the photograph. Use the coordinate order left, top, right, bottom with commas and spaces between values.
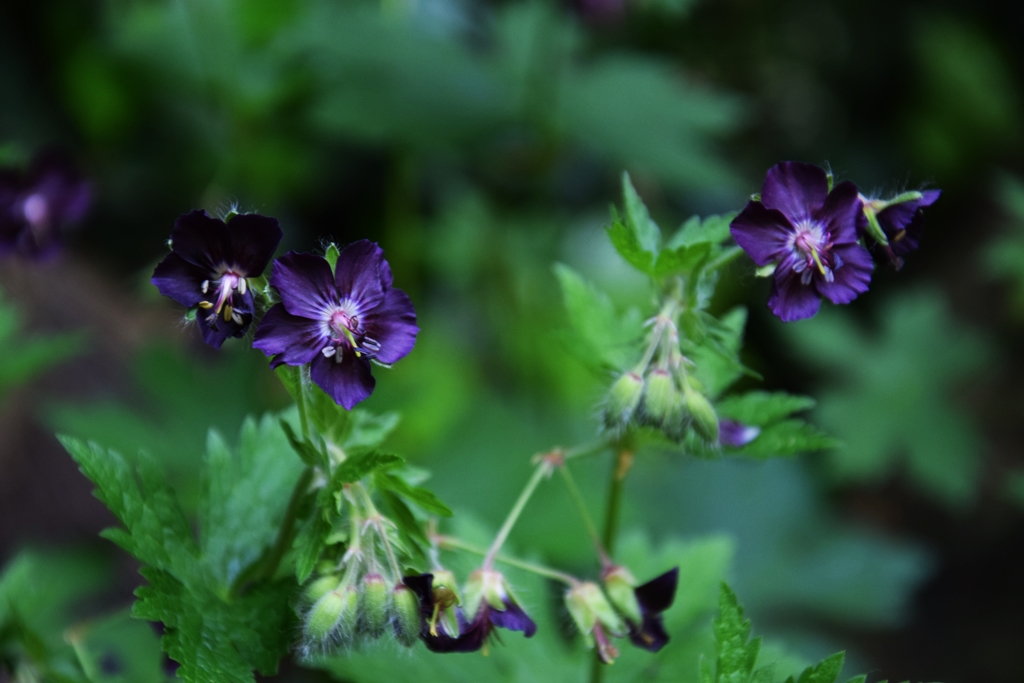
253, 241, 417, 409
718, 419, 760, 448
403, 573, 483, 653
0, 153, 90, 259
730, 162, 873, 322
863, 190, 941, 259
152, 210, 282, 348
626, 567, 678, 652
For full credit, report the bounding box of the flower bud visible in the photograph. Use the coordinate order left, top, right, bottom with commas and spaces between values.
684, 387, 718, 443
359, 573, 391, 637
303, 574, 342, 606
604, 372, 645, 430
602, 565, 642, 625
391, 584, 422, 647
642, 369, 679, 422
565, 582, 627, 639
306, 584, 357, 643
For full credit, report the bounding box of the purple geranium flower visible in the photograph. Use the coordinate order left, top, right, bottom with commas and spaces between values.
403, 573, 483, 653
0, 153, 91, 259
152, 210, 282, 348
252, 241, 418, 409
626, 567, 678, 652
730, 162, 873, 322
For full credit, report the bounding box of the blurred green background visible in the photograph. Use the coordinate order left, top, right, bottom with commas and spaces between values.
2, 0, 1024, 682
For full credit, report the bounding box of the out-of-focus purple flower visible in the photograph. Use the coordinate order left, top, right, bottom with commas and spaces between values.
253, 241, 417, 410
0, 154, 91, 259
862, 190, 941, 261
626, 567, 678, 652
730, 162, 873, 322
152, 210, 282, 348
718, 419, 760, 448
403, 573, 483, 653
459, 569, 537, 648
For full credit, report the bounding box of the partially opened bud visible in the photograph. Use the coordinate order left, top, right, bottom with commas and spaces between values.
602, 565, 642, 625
392, 584, 422, 647
604, 372, 645, 430
359, 573, 390, 637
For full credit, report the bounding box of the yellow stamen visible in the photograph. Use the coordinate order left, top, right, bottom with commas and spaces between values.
429, 604, 441, 637
198, 301, 213, 309
810, 249, 827, 276
894, 230, 906, 242
223, 304, 233, 322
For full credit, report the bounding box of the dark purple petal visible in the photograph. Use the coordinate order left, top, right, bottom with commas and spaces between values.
269, 252, 337, 320
489, 601, 537, 637
196, 307, 249, 349
878, 189, 941, 256
817, 243, 872, 305
634, 568, 678, 615
335, 240, 386, 311
170, 210, 232, 272
629, 614, 670, 652
760, 162, 828, 224
814, 180, 861, 245
729, 202, 794, 266
252, 304, 324, 368
310, 352, 376, 410
718, 419, 760, 447
363, 288, 418, 364
768, 266, 822, 322
225, 213, 283, 276
152, 253, 208, 308
425, 615, 487, 653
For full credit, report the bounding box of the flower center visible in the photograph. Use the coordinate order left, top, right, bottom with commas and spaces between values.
198, 267, 248, 326
21, 194, 50, 228
788, 221, 835, 284
320, 301, 381, 363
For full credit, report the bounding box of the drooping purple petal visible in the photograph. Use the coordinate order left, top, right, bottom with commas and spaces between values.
225, 213, 283, 276
196, 308, 248, 349
627, 568, 678, 653
817, 243, 873, 305
489, 602, 537, 637
334, 240, 386, 311
252, 304, 325, 368
719, 420, 760, 447
761, 161, 829, 224
169, 210, 232, 272
768, 265, 822, 322
362, 289, 418, 364
814, 180, 861, 245
151, 253, 208, 308
878, 189, 941, 256
269, 252, 337, 320
729, 202, 794, 266
310, 352, 376, 410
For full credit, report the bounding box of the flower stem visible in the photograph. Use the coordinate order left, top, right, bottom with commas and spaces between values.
440, 536, 577, 586
296, 366, 311, 440
232, 466, 314, 595
355, 483, 403, 580
483, 462, 550, 569
601, 446, 634, 555
559, 462, 610, 567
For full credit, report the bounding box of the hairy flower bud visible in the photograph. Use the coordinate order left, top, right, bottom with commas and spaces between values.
604, 372, 645, 430
642, 369, 679, 421
602, 565, 642, 625
566, 582, 627, 638
359, 573, 390, 636
684, 386, 719, 443
392, 584, 422, 647
306, 584, 357, 643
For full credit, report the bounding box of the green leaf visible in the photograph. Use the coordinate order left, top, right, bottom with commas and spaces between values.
713, 583, 760, 683
553, 262, 644, 370
280, 419, 328, 469
335, 450, 404, 483
376, 472, 453, 517
785, 288, 989, 505
621, 171, 662, 253
325, 243, 340, 273
716, 392, 817, 426
666, 213, 736, 249
652, 242, 713, 277
68, 609, 167, 683
730, 420, 840, 459
794, 652, 845, 683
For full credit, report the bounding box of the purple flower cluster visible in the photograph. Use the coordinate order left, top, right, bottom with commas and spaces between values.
730, 162, 940, 322
152, 211, 417, 408
0, 154, 91, 259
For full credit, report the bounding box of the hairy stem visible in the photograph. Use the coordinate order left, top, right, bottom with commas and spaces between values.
559, 463, 610, 567
440, 536, 577, 586
483, 462, 549, 569
296, 366, 311, 440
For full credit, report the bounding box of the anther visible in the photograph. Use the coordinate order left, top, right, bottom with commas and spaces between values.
201, 280, 209, 294
199, 301, 213, 309
238, 278, 247, 295
322, 346, 336, 358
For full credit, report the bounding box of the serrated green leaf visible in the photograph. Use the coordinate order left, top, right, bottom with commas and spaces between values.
335, 451, 404, 483
553, 262, 644, 370
729, 420, 840, 459
379, 488, 429, 547
713, 583, 758, 683
795, 652, 845, 683
621, 170, 662, 253
652, 242, 712, 277
691, 307, 749, 397
666, 213, 736, 249
377, 472, 453, 517
716, 392, 817, 426
292, 488, 332, 583
280, 419, 328, 469
607, 218, 656, 273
